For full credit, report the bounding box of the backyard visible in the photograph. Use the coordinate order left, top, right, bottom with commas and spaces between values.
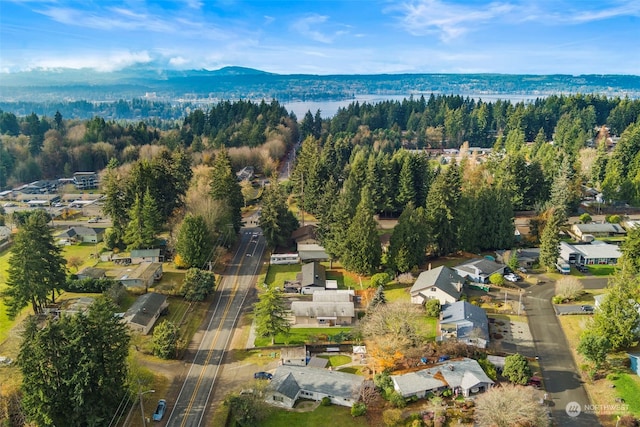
253, 327, 353, 347
260, 402, 369, 427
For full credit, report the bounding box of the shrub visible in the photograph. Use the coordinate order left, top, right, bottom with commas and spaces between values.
397, 273, 414, 284
389, 391, 407, 408
552, 295, 564, 304
64, 277, 115, 293
321, 396, 332, 406
424, 299, 441, 317
351, 402, 367, 417
383, 408, 403, 427
371, 272, 392, 288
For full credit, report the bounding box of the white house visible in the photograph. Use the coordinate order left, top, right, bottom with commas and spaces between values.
391, 358, 494, 399
560, 241, 621, 266
265, 365, 365, 408
410, 266, 463, 305
453, 258, 504, 283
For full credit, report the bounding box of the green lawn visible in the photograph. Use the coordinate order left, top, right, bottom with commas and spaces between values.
317, 354, 352, 367
586, 265, 616, 276
254, 327, 353, 347
261, 402, 368, 427
612, 373, 640, 415
419, 317, 438, 341
0, 248, 13, 343
264, 264, 301, 288
62, 242, 104, 271
325, 268, 370, 290
384, 282, 411, 303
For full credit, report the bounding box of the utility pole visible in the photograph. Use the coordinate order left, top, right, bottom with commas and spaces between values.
138, 380, 155, 427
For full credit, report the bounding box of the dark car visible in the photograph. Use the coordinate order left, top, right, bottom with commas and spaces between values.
576, 265, 589, 273
152, 399, 166, 421
254, 371, 273, 380
581, 305, 594, 313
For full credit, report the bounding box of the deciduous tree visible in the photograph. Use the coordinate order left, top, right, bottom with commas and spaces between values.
181, 268, 216, 302
555, 276, 584, 301
474, 384, 548, 427
152, 320, 180, 359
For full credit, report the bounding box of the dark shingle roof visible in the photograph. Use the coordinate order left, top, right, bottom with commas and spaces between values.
124, 292, 167, 327
410, 266, 463, 299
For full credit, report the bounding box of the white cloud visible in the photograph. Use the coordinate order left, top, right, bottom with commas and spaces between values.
394, 0, 514, 41
570, 1, 640, 23
29, 50, 152, 72
168, 56, 189, 66
291, 14, 349, 44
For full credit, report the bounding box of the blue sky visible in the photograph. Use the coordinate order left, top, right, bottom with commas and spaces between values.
1, 0, 639, 75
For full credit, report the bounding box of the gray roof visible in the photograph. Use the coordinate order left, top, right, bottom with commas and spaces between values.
311, 290, 353, 302
77, 267, 106, 279
410, 266, 463, 299
290, 301, 355, 318
301, 261, 326, 287
454, 258, 503, 277
440, 301, 489, 340
392, 358, 494, 397
124, 292, 167, 326
57, 226, 101, 238
573, 223, 626, 234
270, 365, 364, 400
131, 249, 161, 258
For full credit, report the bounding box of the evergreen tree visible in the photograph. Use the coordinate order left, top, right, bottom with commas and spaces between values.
3, 210, 66, 317
388, 202, 429, 273
101, 159, 128, 248
539, 208, 563, 271
254, 288, 290, 345
369, 285, 387, 309
619, 223, 640, 274
342, 189, 382, 275
210, 148, 243, 232
124, 188, 160, 251
175, 214, 213, 269
592, 272, 640, 351
425, 163, 461, 257
259, 180, 299, 248
152, 320, 180, 359
502, 354, 532, 385
19, 297, 130, 427
291, 136, 322, 214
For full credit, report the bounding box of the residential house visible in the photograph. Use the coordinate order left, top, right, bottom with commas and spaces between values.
266, 365, 365, 408
290, 290, 355, 326
571, 223, 626, 240
77, 267, 107, 280
439, 301, 489, 348
236, 166, 254, 182
560, 241, 621, 266
299, 262, 326, 294
57, 226, 104, 244
131, 248, 163, 264
291, 225, 319, 245
73, 172, 99, 190
410, 266, 463, 306
113, 262, 163, 290
123, 292, 168, 335
453, 258, 504, 284
391, 358, 494, 399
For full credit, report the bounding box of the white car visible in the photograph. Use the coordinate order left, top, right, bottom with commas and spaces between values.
504, 273, 519, 282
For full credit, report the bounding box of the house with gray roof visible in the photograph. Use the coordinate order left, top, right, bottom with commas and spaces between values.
290, 290, 355, 326
123, 292, 168, 335
410, 266, 463, 306
130, 248, 162, 264
560, 240, 621, 266
265, 365, 365, 408
453, 258, 504, 283
299, 261, 326, 294
391, 357, 494, 399
571, 223, 626, 240
439, 301, 489, 348
111, 262, 163, 291
77, 267, 107, 280
57, 226, 104, 243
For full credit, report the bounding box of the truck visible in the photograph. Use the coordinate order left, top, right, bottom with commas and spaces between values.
556, 259, 570, 274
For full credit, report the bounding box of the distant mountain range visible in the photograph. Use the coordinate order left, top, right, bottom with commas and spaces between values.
1, 66, 640, 103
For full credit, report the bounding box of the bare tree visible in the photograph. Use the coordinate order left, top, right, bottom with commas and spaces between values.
555, 276, 584, 301
474, 384, 549, 427
353, 380, 378, 404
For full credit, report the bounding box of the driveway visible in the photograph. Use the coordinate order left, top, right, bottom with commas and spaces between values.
528, 278, 600, 426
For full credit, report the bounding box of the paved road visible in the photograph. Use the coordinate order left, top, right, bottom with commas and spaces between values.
164, 227, 266, 427
528, 279, 601, 426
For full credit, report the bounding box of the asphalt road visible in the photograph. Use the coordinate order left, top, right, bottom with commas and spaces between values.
528, 278, 602, 426
164, 226, 266, 427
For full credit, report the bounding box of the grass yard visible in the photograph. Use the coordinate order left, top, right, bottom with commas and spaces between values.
264, 264, 301, 288
152, 270, 186, 293
261, 402, 369, 427
62, 242, 104, 271
384, 282, 411, 303
254, 327, 352, 347
325, 267, 370, 289
418, 317, 438, 341
611, 373, 640, 415
317, 354, 352, 367
586, 265, 616, 276
0, 248, 13, 344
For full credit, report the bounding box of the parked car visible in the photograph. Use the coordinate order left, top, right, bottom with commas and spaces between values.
517, 267, 528, 273
528, 376, 542, 388
2, 202, 16, 207
87, 217, 100, 223
581, 305, 594, 313
504, 273, 519, 282
576, 265, 589, 273
152, 399, 166, 421
254, 371, 273, 380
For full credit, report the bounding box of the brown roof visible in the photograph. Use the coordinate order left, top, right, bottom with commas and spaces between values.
291, 225, 317, 242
